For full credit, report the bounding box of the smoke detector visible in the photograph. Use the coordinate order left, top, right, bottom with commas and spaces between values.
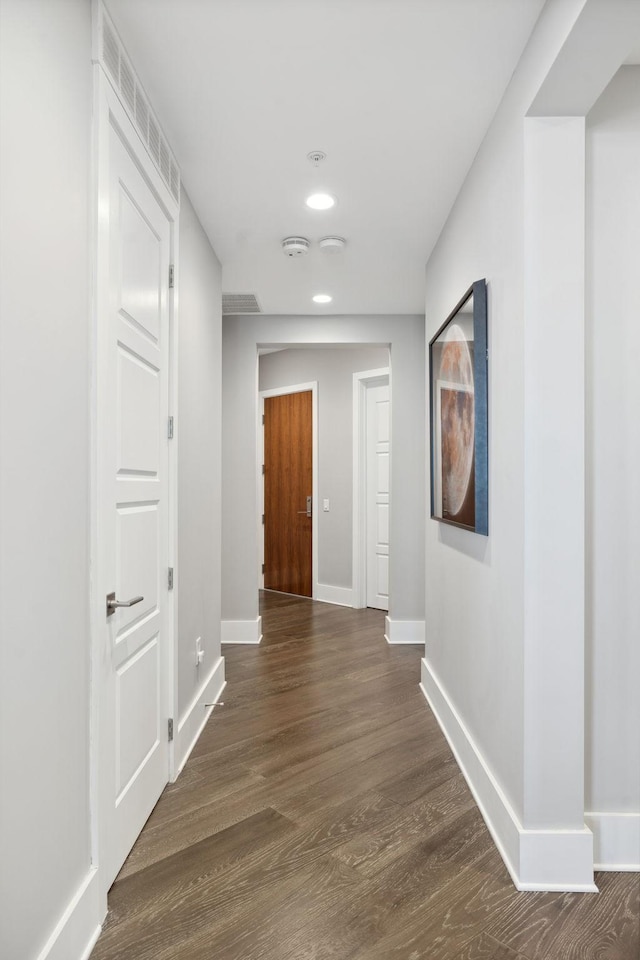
319, 236, 346, 254
282, 236, 310, 257
307, 150, 327, 166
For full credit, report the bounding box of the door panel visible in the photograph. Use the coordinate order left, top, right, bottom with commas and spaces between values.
376, 554, 389, 599
116, 635, 160, 798
100, 120, 171, 890
366, 383, 390, 610
120, 188, 162, 341
264, 391, 312, 597
117, 347, 160, 471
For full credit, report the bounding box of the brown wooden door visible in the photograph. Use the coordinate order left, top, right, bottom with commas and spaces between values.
264, 391, 312, 597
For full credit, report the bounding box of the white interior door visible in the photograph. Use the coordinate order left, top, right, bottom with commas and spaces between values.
98, 117, 172, 890
366, 382, 390, 610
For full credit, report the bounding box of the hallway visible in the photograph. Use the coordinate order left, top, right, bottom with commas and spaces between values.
92, 593, 639, 960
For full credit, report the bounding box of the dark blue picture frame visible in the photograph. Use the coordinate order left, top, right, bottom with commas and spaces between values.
429, 279, 488, 535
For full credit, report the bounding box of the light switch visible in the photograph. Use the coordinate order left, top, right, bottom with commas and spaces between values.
323, 499, 330, 512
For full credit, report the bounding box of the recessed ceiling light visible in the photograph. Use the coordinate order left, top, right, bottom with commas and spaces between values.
312, 294, 332, 304
306, 193, 336, 210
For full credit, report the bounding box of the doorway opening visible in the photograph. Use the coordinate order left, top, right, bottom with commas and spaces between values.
353, 368, 390, 611
257, 346, 390, 610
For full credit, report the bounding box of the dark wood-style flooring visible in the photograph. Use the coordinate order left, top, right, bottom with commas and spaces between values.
92, 592, 639, 959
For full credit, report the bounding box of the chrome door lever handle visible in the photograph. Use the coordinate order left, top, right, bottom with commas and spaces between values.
106, 592, 144, 616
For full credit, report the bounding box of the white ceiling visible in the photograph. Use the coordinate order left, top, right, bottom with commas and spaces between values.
106, 0, 546, 315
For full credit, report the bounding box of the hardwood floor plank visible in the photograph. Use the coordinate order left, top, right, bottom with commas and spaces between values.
362, 804, 496, 902
484, 886, 583, 960
139, 757, 266, 832
152, 855, 366, 960
537, 871, 640, 960
454, 932, 530, 959
332, 772, 476, 877
93, 808, 299, 959
190, 695, 337, 755
245, 873, 393, 960
289, 845, 515, 960
116, 778, 283, 879
375, 744, 459, 805
421, 769, 478, 819
242, 701, 428, 779
271, 726, 435, 823
352, 847, 522, 960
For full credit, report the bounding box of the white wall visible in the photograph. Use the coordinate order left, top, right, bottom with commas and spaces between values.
0, 1, 94, 958
259, 346, 389, 592
585, 66, 640, 863
421, 0, 639, 889
176, 190, 224, 742
222, 315, 424, 629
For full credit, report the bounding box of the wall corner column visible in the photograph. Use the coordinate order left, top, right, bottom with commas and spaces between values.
522, 115, 592, 887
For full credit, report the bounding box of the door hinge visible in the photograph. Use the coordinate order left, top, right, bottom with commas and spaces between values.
262, 464, 265, 475
262, 414, 265, 425
262, 514, 265, 525
169, 264, 175, 288
168, 416, 174, 439
168, 718, 174, 742
262, 563, 265, 574
168, 567, 174, 590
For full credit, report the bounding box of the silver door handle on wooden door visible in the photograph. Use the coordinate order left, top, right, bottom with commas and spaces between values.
297, 496, 312, 518
106, 592, 144, 616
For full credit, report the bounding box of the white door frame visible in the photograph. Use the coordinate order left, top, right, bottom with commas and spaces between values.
90, 65, 179, 904
352, 368, 390, 608
258, 381, 318, 598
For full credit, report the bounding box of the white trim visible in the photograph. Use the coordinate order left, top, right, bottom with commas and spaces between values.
168, 225, 179, 784
384, 617, 425, 645
259, 380, 319, 598
174, 657, 226, 778
420, 657, 597, 892
35, 868, 101, 960
352, 367, 390, 609
585, 812, 640, 872
316, 583, 354, 607
88, 42, 102, 892
221, 617, 263, 645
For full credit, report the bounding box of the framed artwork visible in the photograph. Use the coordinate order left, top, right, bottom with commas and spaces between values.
429, 279, 488, 535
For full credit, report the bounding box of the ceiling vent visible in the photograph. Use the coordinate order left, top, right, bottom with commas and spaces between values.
99, 7, 180, 204
282, 237, 310, 257
222, 293, 262, 315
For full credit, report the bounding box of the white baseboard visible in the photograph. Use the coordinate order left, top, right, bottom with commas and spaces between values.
35, 867, 101, 960
585, 812, 640, 871
420, 657, 597, 892
316, 583, 354, 607
385, 617, 425, 645
221, 616, 262, 645
175, 655, 226, 777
